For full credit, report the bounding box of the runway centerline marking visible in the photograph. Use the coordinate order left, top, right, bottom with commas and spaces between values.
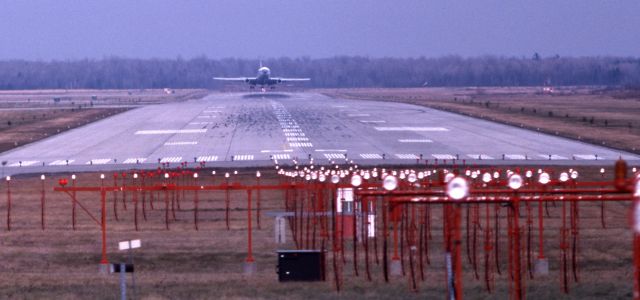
360, 120, 387, 123
374, 127, 448, 132
505, 154, 527, 160
573, 154, 604, 160
398, 139, 433, 143
135, 129, 207, 135
164, 141, 198, 146
348, 113, 370, 117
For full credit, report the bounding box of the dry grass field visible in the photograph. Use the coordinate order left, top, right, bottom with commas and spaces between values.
0, 89, 209, 152
319, 87, 640, 154
0, 166, 636, 299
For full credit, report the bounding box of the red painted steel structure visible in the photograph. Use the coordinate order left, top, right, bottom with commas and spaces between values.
5, 160, 630, 299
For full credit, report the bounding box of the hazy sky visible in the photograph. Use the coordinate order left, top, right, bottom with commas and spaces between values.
1, 1, 639, 60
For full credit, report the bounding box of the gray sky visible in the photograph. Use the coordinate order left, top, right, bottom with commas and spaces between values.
1, 0, 639, 60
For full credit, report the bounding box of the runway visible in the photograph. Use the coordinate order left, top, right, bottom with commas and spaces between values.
1, 92, 638, 175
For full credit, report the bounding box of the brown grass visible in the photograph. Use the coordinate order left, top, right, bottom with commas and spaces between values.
0, 165, 636, 299
318, 87, 640, 154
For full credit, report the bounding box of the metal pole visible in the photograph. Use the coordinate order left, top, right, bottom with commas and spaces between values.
100, 190, 109, 268
120, 262, 126, 300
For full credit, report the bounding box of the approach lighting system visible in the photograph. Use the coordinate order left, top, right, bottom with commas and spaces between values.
447, 177, 469, 200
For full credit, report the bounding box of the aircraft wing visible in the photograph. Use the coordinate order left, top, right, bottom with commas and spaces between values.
273, 77, 311, 82
213, 77, 249, 81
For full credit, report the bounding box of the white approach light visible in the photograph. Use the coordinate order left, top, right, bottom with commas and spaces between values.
482, 172, 492, 183
407, 173, 417, 183
41, 174, 45, 180
508, 174, 523, 190
71, 174, 76, 180
539, 172, 550, 185
363, 172, 370, 180
525, 170, 533, 178
559, 172, 569, 182
165, 173, 170, 179
256, 171, 261, 178
305, 174, 311, 181
331, 174, 340, 184
383, 175, 398, 191
444, 173, 455, 183
351, 174, 363, 187
447, 177, 469, 200
570, 171, 579, 180
100, 174, 105, 179
319, 174, 326, 182
193, 173, 198, 179
493, 171, 500, 179
133, 173, 139, 179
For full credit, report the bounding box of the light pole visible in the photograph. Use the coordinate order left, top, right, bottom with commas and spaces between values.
116, 239, 141, 300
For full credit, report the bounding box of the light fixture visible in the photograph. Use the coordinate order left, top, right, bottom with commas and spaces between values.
447, 177, 469, 200
383, 175, 398, 191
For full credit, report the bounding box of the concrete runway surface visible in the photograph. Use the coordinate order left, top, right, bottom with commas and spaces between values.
1, 92, 638, 175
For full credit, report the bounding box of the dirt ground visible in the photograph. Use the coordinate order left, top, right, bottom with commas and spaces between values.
318, 87, 640, 154
0, 89, 209, 153
0, 165, 636, 299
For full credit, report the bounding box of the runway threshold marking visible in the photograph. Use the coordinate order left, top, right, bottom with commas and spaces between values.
160, 156, 182, 163
374, 127, 449, 132
49, 160, 74, 166
272, 154, 291, 160
289, 142, 313, 148
432, 154, 456, 160
505, 154, 527, 160
197, 155, 218, 162
467, 154, 494, 160
233, 155, 254, 161
86, 159, 112, 165
287, 137, 310, 142
537, 154, 568, 160
122, 158, 147, 164
573, 154, 604, 160
324, 153, 346, 159
396, 154, 419, 159
360, 153, 383, 159
135, 129, 207, 135
8, 160, 39, 167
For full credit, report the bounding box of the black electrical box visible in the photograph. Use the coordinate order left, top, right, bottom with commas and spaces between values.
277, 250, 325, 282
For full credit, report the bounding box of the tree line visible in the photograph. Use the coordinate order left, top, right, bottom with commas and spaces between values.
0, 55, 639, 89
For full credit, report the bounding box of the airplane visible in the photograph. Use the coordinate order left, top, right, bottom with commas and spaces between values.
213, 63, 310, 91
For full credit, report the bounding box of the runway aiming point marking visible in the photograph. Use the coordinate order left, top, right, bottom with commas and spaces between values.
374, 127, 449, 132
196, 156, 218, 162
359, 153, 383, 159
8, 160, 39, 167
396, 154, 419, 159
160, 156, 182, 163
135, 129, 207, 135
122, 158, 147, 164
86, 159, 112, 165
